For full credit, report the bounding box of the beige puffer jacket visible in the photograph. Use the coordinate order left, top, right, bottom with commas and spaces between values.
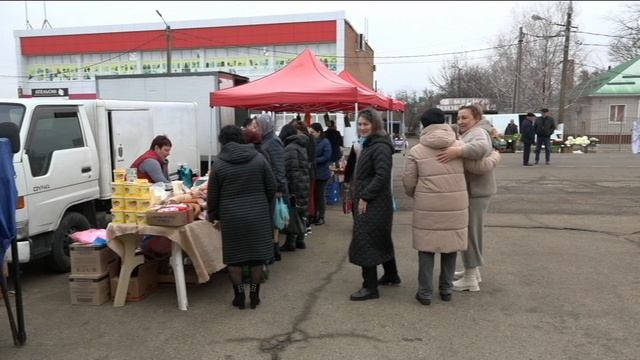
402, 124, 468, 253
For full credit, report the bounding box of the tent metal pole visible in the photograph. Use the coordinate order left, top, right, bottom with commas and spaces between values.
208, 107, 213, 174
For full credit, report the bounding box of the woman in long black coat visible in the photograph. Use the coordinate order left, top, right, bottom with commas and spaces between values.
208, 125, 276, 310
348, 108, 401, 301
279, 124, 311, 251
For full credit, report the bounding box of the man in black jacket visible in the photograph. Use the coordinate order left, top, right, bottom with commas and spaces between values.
521, 113, 536, 166
534, 108, 556, 165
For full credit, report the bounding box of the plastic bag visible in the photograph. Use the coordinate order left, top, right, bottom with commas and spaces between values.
274, 197, 290, 230
69, 229, 107, 245
150, 182, 169, 206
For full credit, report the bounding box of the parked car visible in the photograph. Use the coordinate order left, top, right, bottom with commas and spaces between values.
392, 136, 408, 153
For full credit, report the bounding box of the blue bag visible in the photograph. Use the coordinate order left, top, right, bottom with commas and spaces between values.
274, 197, 290, 230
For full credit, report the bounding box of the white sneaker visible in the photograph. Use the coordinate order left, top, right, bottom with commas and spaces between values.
453, 267, 480, 292
454, 268, 482, 282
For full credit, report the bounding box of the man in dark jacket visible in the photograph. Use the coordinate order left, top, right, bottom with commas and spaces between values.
324, 120, 344, 167
504, 119, 518, 153
534, 108, 556, 165
521, 113, 536, 166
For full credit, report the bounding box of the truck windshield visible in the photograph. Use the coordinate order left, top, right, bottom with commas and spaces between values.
0, 103, 26, 130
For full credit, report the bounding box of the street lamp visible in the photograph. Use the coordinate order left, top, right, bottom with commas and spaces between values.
532, 1, 577, 125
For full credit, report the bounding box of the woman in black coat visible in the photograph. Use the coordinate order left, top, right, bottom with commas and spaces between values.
208, 125, 276, 310
348, 108, 401, 301
279, 124, 311, 251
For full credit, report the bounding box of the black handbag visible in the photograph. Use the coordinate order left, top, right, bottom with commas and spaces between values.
283, 197, 304, 235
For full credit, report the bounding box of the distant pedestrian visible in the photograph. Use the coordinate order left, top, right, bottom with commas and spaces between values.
534, 108, 556, 165
324, 120, 344, 167
632, 120, 640, 154
309, 123, 332, 226
348, 107, 400, 301
521, 113, 536, 166
504, 119, 518, 152
208, 125, 276, 310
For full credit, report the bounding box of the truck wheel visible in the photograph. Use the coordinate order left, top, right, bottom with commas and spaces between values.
46, 212, 91, 273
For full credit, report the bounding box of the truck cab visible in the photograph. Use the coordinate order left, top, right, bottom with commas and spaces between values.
1, 99, 198, 272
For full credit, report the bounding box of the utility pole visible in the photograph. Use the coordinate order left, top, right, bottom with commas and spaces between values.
558, 0, 573, 124
512, 26, 524, 113
156, 10, 172, 74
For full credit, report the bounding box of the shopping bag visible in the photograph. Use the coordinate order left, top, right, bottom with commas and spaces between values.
283, 199, 304, 235
274, 197, 290, 230
325, 175, 342, 205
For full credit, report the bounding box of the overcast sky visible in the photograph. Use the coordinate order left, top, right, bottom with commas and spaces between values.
0, 1, 632, 98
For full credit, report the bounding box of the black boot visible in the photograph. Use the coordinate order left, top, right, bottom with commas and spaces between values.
273, 243, 282, 261
314, 217, 325, 226
249, 283, 261, 309
296, 240, 306, 249
232, 284, 245, 309
280, 236, 296, 252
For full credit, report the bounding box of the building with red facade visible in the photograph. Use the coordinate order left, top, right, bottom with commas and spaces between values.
14, 11, 374, 99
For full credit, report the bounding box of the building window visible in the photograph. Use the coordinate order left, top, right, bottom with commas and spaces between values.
609, 105, 625, 123
26, 107, 84, 177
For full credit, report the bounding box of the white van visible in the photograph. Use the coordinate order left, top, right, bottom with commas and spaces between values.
0, 99, 198, 271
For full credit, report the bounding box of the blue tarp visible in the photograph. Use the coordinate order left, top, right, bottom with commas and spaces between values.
0, 138, 17, 262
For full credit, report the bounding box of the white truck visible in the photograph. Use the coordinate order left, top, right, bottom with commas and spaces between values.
0, 99, 198, 272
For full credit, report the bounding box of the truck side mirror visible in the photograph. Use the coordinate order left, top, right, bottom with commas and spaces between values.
0, 122, 20, 153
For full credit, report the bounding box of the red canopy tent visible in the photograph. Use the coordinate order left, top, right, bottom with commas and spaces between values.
338, 70, 391, 111
210, 48, 384, 113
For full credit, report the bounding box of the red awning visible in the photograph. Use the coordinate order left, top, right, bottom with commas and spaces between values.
392, 99, 406, 112
210, 48, 361, 112
338, 70, 391, 110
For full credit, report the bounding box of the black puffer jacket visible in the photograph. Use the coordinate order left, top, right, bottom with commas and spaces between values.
349, 134, 396, 267
260, 130, 288, 196
283, 134, 311, 212
207, 142, 277, 264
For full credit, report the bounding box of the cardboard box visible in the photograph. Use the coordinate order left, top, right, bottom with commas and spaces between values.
145, 207, 194, 227
110, 260, 159, 302
157, 261, 199, 285
69, 273, 110, 305
70, 243, 118, 275
107, 257, 121, 281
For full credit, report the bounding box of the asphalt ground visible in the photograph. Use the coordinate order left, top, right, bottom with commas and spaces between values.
2, 145, 640, 359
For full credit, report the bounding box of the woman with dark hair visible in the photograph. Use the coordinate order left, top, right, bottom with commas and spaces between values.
309, 122, 332, 225
348, 108, 400, 301
208, 125, 276, 309
278, 124, 311, 251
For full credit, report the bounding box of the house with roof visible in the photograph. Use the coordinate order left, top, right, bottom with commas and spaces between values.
568, 57, 640, 144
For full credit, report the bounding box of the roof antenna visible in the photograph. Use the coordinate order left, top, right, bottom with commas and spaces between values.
41, 1, 52, 29
25, 1, 33, 29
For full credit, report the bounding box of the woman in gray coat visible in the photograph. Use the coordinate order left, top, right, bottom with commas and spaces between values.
348, 108, 400, 301
208, 125, 276, 309
437, 104, 498, 292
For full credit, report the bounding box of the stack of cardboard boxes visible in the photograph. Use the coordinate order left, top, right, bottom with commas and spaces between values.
68, 242, 161, 305
68, 243, 120, 305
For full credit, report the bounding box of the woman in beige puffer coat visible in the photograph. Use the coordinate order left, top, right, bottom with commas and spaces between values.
403, 108, 468, 305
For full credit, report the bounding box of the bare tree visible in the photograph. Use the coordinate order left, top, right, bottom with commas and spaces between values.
608, 3, 640, 63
